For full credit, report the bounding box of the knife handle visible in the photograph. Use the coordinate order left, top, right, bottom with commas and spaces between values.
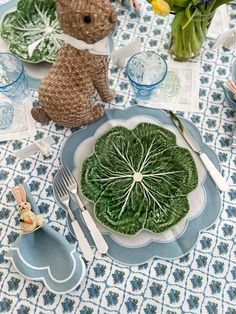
71, 220, 94, 262
82, 210, 108, 254
200, 153, 229, 192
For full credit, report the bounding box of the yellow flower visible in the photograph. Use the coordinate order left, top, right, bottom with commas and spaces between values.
151, 0, 171, 16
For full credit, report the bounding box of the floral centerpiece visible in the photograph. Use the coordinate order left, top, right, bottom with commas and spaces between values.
146, 0, 232, 61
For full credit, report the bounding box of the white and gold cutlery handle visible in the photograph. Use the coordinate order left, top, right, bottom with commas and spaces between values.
71, 219, 94, 261
199, 153, 229, 192
82, 210, 108, 254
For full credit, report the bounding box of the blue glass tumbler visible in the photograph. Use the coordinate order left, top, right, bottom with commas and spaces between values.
0, 53, 29, 101
126, 51, 167, 101
0, 53, 30, 130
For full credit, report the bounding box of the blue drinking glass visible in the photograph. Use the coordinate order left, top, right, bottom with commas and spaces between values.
0, 53, 29, 102
0, 53, 30, 130
126, 51, 167, 101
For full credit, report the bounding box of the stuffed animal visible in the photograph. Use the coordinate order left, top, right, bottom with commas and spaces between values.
12, 185, 44, 233
31, 0, 117, 128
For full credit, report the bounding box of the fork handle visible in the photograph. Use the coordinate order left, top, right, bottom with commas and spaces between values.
82, 210, 108, 254
71, 220, 94, 262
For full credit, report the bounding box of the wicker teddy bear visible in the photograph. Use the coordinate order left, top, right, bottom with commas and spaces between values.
31, 0, 117, 128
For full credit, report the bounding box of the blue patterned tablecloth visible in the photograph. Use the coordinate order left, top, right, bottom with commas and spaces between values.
0, 1, 236, 313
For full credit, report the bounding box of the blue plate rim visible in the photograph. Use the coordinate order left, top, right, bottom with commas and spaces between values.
58, 107, 221, 265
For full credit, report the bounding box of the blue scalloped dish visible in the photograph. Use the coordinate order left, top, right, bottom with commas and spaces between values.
57, 107, 221, 265
6, 184, 86, 294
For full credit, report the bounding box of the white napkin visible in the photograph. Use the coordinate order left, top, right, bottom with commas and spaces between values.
139, 61, 200, 113
213, 30, 236, 49
0, 94, 36, 142
208, 5, 230, 40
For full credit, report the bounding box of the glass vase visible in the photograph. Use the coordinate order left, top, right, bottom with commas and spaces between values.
169, 11, 215, 62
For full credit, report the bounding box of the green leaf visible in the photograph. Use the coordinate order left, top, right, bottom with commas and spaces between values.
183, 7, 197, 29
94, 126, 144, 173
172, 0, 190, 7
132, 122, 176, 153
191, 0, 200, 5
185, 2, 192, 20
81, 123, 198, 235
171, 10, 185, 32
211, 0, 232, 11
169, 111, 184, 132
0, 0, 62, 63
95, 181, 149, 235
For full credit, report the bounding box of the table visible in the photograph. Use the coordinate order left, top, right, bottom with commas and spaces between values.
0, 1, 236, 313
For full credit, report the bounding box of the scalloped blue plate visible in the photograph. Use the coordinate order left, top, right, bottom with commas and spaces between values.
56, 107, 221, 265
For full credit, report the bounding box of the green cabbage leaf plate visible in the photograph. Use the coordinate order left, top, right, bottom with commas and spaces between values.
0, 0, 62, 63
81, 123, 198, 236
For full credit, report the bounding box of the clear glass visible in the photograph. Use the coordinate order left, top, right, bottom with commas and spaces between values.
0, 53, 30, 130
0, 53, 29, 101
169, 11, 215, 62
126, 51, 167, 101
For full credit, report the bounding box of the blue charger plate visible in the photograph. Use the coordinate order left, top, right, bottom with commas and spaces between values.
56, 106, 221, 265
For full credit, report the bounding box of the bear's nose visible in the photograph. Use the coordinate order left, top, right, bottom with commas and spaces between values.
83, 15, 92, 24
